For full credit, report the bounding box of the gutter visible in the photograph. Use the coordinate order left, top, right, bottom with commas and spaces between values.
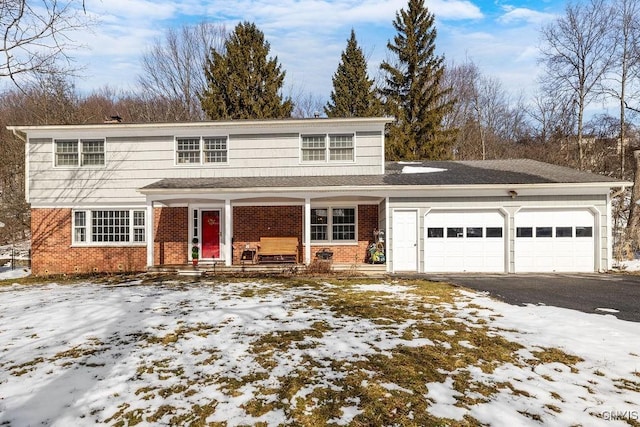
139, 181, 633, 196
7, 126, 27, 143
610, 185, 627, 199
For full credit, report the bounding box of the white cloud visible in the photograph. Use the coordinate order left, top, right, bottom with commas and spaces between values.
498, 6, 557, 25
61, 0, 544, 102
429, 0, 483, 20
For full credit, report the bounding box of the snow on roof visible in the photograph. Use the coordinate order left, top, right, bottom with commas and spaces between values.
401, 166, 447, 174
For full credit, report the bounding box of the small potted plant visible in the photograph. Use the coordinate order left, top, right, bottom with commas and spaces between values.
191, 238, 199, 267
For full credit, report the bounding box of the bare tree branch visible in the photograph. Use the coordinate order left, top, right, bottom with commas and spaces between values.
0, 0, 89, 86
137, 22, 227, 121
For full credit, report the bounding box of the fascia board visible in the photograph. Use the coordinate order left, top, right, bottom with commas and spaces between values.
6, 117, 393, 133
139, 181, 630, 198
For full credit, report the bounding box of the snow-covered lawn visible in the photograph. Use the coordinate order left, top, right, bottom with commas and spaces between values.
0, 277, 639, 426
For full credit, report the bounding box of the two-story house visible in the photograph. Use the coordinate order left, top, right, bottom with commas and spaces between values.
7, 117, 630, 275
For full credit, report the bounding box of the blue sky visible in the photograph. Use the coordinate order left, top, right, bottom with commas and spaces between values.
74, 0, 565, 105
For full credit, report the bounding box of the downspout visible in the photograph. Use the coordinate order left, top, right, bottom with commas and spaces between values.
610, 185, 627, 271
9, 127, 27, 143
8, 128, 29, 204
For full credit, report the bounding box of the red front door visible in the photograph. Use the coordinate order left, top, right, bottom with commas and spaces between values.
201, 210, 220, 259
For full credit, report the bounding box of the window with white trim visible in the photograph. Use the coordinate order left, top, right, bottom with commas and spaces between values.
329, 134, 354, 161
176, 136, 228, 164
55, 139, 105, 167
301, 134, 354, 162
301, 135, 326, 161
176, 138, 200, 164
73, 209, 146, 244
204, 137, 227, 163
310, 207, 356, 242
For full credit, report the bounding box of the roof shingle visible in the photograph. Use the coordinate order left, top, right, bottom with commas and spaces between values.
141, 159, 623, 191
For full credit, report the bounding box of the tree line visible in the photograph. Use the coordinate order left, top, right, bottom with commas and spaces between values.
2, 0, 640, 256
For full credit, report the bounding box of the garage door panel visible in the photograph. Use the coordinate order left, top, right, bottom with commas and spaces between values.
515, 209, 594, 273
425, 210, 505, 273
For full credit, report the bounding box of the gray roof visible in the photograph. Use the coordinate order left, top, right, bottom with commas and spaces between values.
141, 159, 624, 191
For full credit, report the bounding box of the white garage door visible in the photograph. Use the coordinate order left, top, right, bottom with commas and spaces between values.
514, 209, 595, 272
424, 210, 506, 273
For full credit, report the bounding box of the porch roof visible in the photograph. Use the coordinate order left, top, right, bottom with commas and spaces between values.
139, 159, 628, 193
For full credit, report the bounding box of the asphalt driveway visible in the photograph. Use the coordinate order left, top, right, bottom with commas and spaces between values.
422, 273, 640, 323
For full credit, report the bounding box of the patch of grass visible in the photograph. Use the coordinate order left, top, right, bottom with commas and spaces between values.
550, 391, 564, 402
545, 403, 562, 413
615, 377, 640, 392
518, 410, 543, 421
529, 347, 584, 373
145, 322, 215, 346
104, 403, 144, 426
8, 357, 45, 376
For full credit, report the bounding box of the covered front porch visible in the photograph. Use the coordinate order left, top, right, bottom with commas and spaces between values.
140, 189, 388, 272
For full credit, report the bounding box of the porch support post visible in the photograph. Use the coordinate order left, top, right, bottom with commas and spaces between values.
146, 199, 154, 268
225, 199, 232, 266
385, 197, 390, 273
304, 197, 311, 264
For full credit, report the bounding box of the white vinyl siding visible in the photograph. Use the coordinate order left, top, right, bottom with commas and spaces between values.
302, 134, 354, 163
73, 209, 146, 244
176, 136, 228, 165
24, 119, 389, 205
55, 139, 105, 167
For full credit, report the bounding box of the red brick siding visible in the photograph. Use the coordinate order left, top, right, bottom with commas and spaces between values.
307, 205, 379, 264
154, 207, 188, 265
30, 208, 146, 275
30, 204, 381, 273
233, 206, 303, 263
232, 204, 379, 264
30, 207, 189, 275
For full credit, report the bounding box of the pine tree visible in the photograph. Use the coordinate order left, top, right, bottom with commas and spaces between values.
380, 0, 455, 160
325, 29, 381, 118
199, 22, 293, 119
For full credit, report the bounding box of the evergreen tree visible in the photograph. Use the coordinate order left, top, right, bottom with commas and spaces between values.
380, 0, 455, 160
199, 22, 293, 119
325, 29, 381, 117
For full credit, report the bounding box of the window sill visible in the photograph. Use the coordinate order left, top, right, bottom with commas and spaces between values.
71, 243, 147, 248
309, 241, 358, 246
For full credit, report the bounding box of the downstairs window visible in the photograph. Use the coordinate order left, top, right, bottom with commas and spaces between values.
73, 209, 146, 244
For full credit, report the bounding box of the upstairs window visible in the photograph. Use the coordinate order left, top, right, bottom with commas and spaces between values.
204, 137, 227, 163
329, 134, 354, 161
176, 138, 200, 164
176, 136, 228, 165
301, 135, 326, 161
55, 139, 105, 167
81, 140, 105, 166
301, 134, 354, 163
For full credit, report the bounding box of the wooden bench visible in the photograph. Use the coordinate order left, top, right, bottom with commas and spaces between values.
257, 237, 299, 264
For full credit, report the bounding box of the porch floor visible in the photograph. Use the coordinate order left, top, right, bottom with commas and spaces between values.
147, 262, 388, 277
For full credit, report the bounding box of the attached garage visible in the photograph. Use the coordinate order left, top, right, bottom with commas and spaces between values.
514, 209, 595, 272
424, 210, 506, 273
